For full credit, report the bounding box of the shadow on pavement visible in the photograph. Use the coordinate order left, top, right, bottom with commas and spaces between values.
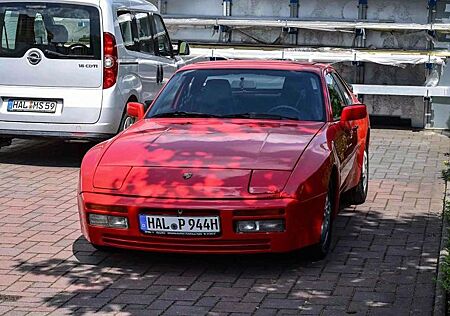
0, 139, 96, 168
12, 207, 442, 315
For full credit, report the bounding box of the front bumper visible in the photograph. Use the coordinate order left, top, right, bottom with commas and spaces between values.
78, 192, 327, 254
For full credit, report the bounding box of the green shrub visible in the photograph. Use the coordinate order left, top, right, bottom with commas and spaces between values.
440, 153, 450, 293
441, 246, 450, 292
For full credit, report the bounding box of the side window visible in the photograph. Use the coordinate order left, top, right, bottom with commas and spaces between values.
325, 73, 346, 120
135, 12, 154, 54
332, 73, 352, 106
117, 11, 138, 51
152, 14, 172, 56
1, 10, 18, 50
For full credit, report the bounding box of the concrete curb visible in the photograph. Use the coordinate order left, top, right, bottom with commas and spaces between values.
434, 179, 449, 316
435, 216, 448, 316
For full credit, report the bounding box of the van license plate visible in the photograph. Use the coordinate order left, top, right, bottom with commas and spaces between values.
6, 99, 58, 113
139, 215, 221, 236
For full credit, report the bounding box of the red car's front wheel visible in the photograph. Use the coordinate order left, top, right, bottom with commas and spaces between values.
309, 182, 334, 260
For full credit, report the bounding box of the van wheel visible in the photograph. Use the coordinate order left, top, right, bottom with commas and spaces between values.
346, 148, 369, 205
118, 112, 135, 133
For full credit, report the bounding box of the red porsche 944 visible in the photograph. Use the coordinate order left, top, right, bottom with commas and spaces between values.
78, 60, 370, 258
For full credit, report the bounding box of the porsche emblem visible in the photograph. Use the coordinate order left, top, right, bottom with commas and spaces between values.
183, 172, 193, 180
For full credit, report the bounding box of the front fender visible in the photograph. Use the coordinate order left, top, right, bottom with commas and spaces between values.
283, 125, 338, 202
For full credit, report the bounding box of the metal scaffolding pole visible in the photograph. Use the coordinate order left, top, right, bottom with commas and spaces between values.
289, 0, 299, 45
223, 0, 232, 17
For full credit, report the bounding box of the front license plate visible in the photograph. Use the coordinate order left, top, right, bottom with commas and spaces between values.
6, 99, 58, 113
139, 215, 221, 236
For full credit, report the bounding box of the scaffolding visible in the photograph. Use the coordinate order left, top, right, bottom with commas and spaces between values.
156, 0, 450, 128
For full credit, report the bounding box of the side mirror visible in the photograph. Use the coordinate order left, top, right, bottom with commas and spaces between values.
127, 102, 145, 120
177, 41, 190, 56
341, 105, 367, 122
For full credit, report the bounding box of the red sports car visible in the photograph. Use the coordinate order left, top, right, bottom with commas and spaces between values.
78, 60, 369, 258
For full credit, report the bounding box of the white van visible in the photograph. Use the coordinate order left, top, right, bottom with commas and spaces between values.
0, 0, 188, 145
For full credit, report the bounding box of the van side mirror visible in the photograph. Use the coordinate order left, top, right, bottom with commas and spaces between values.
340, 105, 367, 122
127, 102, 145, 120
177, 41, 190, 56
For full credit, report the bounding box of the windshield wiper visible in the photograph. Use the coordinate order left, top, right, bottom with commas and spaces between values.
150, 111, 223, 118
44, 49, 93, 59
222, 113, 299, 121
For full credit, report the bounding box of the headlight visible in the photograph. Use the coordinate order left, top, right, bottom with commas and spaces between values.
248, 170, 290, 194
93, 166, 131, 190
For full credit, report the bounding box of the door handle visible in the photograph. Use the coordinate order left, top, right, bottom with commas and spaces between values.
156, 65, 161, 84
156, 65, 164, 84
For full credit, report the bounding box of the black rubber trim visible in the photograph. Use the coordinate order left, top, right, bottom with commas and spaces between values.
0, 129, 113, 141
119, 61, 139, 65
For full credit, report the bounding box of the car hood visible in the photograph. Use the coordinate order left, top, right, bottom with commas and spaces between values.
98, 119, 324, 171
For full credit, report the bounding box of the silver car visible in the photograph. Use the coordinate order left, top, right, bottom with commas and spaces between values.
0, 0, 188, 145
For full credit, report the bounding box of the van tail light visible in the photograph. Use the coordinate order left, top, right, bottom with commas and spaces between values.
103, 32, 118, 89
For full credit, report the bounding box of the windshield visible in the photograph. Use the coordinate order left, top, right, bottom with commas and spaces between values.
0, 2, 101, 59
147, 69, 325, 121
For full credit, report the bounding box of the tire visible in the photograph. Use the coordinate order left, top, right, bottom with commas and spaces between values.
118, 111, 136, 133
309, 183, 334, 260
346, 148, 369, 205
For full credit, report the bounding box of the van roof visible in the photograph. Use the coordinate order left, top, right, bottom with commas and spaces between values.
13, 0, 158, 12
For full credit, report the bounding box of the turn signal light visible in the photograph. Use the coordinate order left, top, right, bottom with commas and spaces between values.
88, 214, 128, 229
236, 220, 285, 233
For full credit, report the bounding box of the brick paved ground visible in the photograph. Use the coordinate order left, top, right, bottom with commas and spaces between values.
0, 129, 448, 316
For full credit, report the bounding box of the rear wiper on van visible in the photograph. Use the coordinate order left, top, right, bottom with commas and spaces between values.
150, 111, 224, 118
44, 49, 93, 59
222, 113, 299, 121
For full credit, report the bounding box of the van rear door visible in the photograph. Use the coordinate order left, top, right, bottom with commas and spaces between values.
0, 2, 103, 124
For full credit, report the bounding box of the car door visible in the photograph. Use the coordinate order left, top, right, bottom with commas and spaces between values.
133, 11, 161, 104
325, 71, 357, 190
333, 72, 368, 187
150, 13, 183, 88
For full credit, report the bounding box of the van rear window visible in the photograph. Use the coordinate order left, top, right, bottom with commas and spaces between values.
0, 3, 101, 59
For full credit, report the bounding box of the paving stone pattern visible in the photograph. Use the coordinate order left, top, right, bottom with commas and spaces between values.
0, 129, 448, 315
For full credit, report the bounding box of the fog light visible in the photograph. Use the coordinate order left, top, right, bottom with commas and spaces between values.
88, 214, 128, 229
236, 220, 285, 233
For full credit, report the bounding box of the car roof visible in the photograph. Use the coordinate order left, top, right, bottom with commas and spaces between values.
179, 60, 329, 74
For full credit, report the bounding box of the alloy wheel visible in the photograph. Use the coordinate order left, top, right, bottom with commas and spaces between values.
362, 150, 369, 193
320, 194, 332, 252
122, 116, 135, 130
